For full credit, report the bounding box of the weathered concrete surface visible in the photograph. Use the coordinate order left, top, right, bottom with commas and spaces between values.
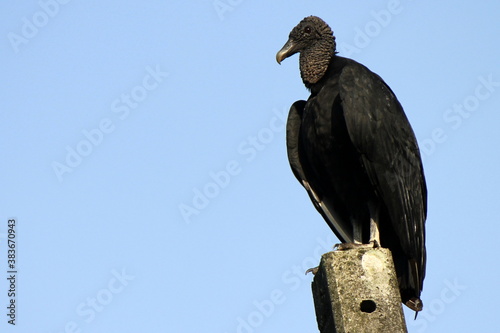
312, 248, 407, 333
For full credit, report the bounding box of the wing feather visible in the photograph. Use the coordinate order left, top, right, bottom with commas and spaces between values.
286, 100, 354, 243
339, 64, 427, 290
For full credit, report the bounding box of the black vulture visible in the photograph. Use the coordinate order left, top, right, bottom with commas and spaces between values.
276, 16, 427, 313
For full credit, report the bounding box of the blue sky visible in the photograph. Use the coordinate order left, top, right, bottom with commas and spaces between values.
1, 1, 499, 332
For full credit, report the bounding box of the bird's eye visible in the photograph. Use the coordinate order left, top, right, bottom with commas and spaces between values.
304, 26, 312, 34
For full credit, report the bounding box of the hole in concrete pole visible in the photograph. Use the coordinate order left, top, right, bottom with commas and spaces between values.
360, 300, 377, 313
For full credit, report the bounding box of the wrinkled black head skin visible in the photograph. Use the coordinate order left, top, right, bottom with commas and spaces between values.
276, 16, 337, 87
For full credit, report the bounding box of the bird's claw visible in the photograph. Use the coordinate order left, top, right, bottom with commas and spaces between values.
305, 266, 319, 275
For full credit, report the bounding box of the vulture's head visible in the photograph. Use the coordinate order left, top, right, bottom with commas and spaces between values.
276, 16, 336, 86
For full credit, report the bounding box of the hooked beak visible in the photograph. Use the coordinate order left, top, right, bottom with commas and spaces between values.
276, 38, 298, 64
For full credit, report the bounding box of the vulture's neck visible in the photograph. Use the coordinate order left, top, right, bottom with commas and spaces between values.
299, 39, 335, 89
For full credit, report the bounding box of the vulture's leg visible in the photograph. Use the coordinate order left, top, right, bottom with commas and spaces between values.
353, 218, 363, 244
335, 218, 370, 250
336, 207, 380, 250
369, 203, 380, 247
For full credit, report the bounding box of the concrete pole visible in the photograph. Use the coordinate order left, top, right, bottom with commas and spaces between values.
311, 247, 407, 333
